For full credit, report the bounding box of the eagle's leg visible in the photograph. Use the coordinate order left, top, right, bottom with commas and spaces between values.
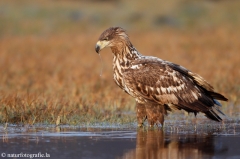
145, 103, 165, 127
136, 102, 147, 127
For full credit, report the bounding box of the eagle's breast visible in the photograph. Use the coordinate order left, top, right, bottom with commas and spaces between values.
112, 56, 126, 89
112, 55, 137, 97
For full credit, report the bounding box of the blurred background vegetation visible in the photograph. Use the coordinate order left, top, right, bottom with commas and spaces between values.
1, 0, 240, 36
0, 0, 239, 125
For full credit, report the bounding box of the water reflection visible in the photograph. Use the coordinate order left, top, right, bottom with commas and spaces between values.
1, 126, 240, 159
120, 130, 214, 159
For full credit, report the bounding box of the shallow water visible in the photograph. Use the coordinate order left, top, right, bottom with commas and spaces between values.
1, 122, 240, 159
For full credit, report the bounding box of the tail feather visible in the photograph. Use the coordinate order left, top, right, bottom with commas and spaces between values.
205, 110, 222, 122
205, 106, 225, 122
214, 106, 225, 116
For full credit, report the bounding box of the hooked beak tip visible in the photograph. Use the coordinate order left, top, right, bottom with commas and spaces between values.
95, 45, 100, 54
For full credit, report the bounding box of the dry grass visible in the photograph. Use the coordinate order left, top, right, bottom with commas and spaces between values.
0, 0, 239, 125
0, 28, 239, 125
0, 33, 136, 125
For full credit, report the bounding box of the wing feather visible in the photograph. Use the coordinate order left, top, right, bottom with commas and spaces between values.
123, 58, 215, 112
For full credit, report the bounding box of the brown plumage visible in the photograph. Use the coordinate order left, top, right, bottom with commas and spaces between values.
95, 27, 228, 127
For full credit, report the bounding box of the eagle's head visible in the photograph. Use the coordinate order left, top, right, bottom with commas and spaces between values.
95, 27, 130, 54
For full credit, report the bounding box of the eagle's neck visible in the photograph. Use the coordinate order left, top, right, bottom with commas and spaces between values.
111, 44, 142, 89
111, 44, 142, 68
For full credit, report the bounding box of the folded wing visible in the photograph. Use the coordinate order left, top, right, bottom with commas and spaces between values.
123, 57, 227, 121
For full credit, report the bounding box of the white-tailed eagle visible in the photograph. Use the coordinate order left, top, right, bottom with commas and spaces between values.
95, 27, 228, 127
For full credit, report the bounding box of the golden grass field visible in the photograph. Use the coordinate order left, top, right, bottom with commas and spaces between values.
0, 0, 239, 125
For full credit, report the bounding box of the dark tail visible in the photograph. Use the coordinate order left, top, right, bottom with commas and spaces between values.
205, 110, 222, 122
205, 106, 225, 122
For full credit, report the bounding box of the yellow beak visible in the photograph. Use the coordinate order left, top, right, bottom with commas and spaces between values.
95, 40, 111, 53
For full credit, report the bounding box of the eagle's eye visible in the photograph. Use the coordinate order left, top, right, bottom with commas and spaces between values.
103, 37, 109, 41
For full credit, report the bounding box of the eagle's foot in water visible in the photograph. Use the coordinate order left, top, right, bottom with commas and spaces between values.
136, 102, 147, 128
137, 117, 147, 128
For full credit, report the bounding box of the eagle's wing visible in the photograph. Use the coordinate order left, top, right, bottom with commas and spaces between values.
123, 57, 224, 119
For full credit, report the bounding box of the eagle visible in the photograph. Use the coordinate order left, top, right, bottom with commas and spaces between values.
95, 27, 228, 127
